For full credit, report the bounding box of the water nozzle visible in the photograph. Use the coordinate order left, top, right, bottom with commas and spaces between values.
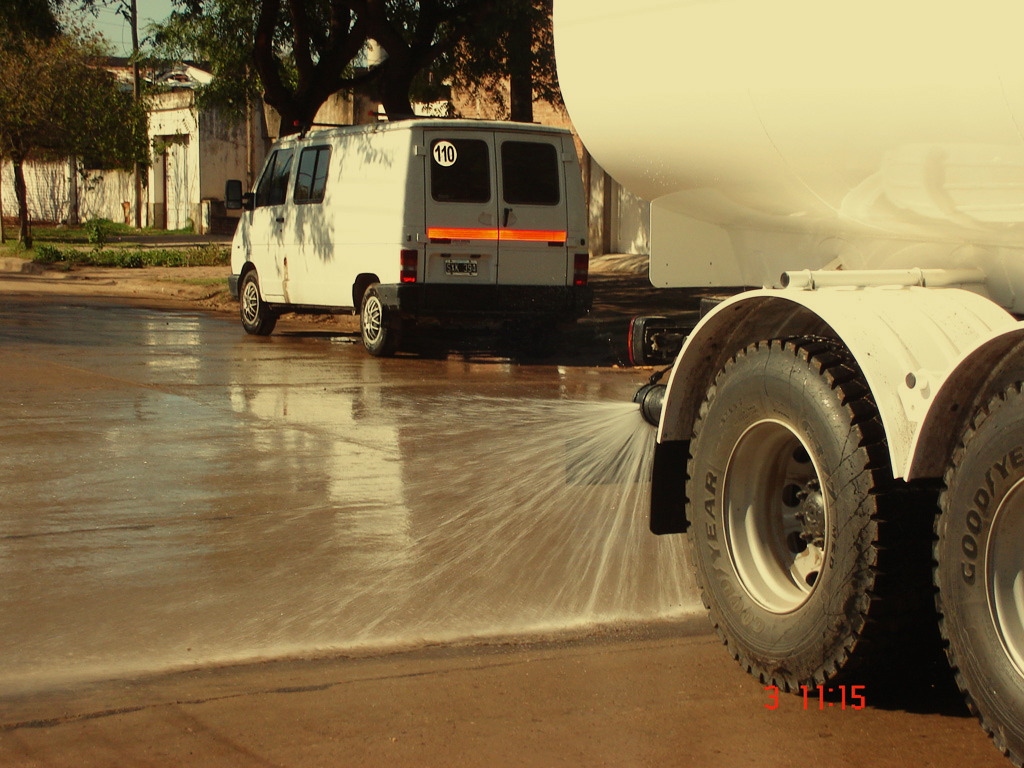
633, 382, 666, 427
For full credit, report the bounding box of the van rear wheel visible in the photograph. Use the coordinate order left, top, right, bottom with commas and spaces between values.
360, 284, 400, 357
239, 270, 277, 336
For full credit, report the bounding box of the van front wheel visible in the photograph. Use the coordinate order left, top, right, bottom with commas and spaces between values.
239, 270, 277, 336
360, 284, 400, 356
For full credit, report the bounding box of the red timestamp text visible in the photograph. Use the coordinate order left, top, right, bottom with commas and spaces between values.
764, 685, 866, 710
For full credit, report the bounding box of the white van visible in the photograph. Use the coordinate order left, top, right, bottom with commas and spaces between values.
225, 119, 592, 356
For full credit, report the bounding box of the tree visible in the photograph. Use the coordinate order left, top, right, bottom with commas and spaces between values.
348, 0, 492, 120
0, 0, 63, 42
0, 32, 149, 246
443, 0, 561, 123
154, 0, 492, 134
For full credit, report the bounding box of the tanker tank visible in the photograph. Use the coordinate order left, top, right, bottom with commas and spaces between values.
554, 0, 1024, 311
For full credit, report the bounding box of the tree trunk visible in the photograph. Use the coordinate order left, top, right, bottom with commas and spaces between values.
13, 159, 31, 248
67, 157, 79, 226
266, 93, 322, 137
0, 163, 5, 244
508, 11, 534, 123
378, 73, 416, 121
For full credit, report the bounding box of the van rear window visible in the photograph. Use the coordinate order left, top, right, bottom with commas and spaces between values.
501, 141, 560, 206
430, 139, 491, 203
294, 146, 331, 204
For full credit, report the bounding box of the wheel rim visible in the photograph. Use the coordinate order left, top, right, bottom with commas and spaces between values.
242, 278, 260, 325
362, 295, 383, 344
723, 420, 827, 613
987, 478, 1024, 678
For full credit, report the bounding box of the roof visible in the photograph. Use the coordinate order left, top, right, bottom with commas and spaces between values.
279, 118, 572, 144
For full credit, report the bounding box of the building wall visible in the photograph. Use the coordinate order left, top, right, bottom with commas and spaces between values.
1, 160, 70, 222
2, 88, 262, 234
148, 90, 200, 230
0, 159, 146, 226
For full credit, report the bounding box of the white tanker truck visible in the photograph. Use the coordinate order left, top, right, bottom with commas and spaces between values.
555, 1, 1024, 763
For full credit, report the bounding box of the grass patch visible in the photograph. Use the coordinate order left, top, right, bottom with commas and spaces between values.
160, 277, 229, 287
14, 221, 196, 246
30, 244, 229, 268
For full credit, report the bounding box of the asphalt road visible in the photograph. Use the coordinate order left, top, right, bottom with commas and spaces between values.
0, 293, 1010, 767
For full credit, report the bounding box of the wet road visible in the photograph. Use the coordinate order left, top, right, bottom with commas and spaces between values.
0, 296, 1012, 768
0, 296, 694, 692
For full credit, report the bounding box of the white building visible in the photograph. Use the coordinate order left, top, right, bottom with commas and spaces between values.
1, 64, 267, 235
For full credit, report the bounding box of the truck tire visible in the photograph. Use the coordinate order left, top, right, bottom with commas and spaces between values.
935, 383, 1024, 767
687, 338, 933, 690
239, 270, 278, 336
360, 284, 400, 357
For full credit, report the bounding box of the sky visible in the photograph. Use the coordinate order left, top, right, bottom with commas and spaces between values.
81, 0, 177, 56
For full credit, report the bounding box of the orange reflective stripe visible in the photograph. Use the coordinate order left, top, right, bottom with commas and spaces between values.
499, 229, 567, 243
427, 227, 567, 243
428, 227, 499, 240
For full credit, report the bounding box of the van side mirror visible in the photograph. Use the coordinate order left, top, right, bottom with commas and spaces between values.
225, 179, 253, 211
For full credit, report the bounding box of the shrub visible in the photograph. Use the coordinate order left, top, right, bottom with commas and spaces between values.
32, 244, 64, 263
117, 252, 143, 268
84, 218, 114, 246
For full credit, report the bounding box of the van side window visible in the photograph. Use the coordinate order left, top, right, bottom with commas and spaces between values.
294, 146, 331, 204
430, 139, 491, 203
255, 150, 294, 208
501, 141, 560, 206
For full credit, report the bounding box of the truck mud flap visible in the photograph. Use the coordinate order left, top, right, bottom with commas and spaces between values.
649, 439, 689, 534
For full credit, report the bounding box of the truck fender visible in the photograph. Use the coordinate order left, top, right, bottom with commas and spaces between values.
907, 328, 1024, 479
657, 287, 1018, 482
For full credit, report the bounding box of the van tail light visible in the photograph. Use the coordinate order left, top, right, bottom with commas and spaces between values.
573, 253, 589, 287
401, 249, 418, 283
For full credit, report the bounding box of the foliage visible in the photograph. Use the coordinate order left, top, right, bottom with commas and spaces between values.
0, 29, 150, 246
84, 217, 114, 245
443, 0, 561, 122
152, 0, 267, 120
152, 0, 493, 131
29, 243, 230, 267
0, 0, 63, 42
347, 0, 494, 120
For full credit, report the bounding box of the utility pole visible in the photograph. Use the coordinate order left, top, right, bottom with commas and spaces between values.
128, 0, 143, 228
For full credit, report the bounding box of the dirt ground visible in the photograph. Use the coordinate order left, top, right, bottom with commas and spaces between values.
1, 618, 1009, 768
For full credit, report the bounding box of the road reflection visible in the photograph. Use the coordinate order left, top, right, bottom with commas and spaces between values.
0, 299, 697, 692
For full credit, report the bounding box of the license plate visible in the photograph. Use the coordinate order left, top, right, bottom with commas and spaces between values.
445, 259, 478, 276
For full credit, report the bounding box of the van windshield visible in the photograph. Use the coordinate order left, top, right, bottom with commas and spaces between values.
430, 139, 491, 203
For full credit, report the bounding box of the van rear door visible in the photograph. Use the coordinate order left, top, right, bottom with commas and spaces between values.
423, 131, 499, 285
494, 135, 568, 286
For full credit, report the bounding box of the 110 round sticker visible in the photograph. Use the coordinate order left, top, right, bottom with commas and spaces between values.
433, 140, 457, 167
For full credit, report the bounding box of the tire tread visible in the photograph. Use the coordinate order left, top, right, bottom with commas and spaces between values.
689, 337, 940, 690
935, 383, 1024, 768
